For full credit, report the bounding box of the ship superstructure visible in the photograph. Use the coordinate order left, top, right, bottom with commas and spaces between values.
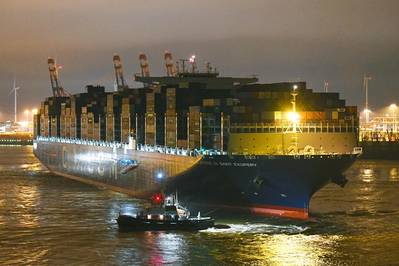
33, 52, 360, 219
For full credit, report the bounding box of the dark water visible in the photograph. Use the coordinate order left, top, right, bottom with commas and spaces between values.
1, 146, 399, 265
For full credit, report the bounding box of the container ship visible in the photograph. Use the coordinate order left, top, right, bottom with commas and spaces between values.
33, 52, 361, 219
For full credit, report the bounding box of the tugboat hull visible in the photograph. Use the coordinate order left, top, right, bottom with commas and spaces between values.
117, 215, 214, 231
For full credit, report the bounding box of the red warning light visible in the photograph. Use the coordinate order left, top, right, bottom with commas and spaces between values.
152, 193, 164, 204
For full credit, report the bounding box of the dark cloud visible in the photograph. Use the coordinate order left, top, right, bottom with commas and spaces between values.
0, 0, 398, 120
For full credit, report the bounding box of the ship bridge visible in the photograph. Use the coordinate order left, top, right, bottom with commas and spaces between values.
134, 74, 258, 90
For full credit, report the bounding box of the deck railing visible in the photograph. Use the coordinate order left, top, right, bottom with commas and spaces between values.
35, 135, 361, 157
230, 121, 356, 134
35, 136, 227, 157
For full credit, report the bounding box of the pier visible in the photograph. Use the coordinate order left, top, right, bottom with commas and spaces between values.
0, 132, 33, 146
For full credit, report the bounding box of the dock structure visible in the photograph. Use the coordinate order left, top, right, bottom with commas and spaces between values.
0, 132, 33, 145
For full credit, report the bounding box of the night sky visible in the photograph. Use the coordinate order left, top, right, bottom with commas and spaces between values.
0, 0, 398, 120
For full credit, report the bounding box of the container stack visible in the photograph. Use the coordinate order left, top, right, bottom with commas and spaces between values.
60, 102, 66, 138
86, 105, 95, 140
106, 94, 114, 142
121, 97, 131, 143
80, 106, 88, 139
40, 101, 49, 137
49, 100, 58, 137
145, 92, 156, 145
70, 96, 77, 139
165, 88, 177, 147
188, 106, 201, 149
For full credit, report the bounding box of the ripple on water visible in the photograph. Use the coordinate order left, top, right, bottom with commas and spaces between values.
203, 223, 309, 234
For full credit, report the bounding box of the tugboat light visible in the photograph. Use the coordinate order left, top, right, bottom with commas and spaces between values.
152, 193, 164, 204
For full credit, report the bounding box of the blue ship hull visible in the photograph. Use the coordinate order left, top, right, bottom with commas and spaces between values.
167, 154, 356, 219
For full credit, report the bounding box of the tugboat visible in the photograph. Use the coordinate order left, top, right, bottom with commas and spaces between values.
117, 193, 214, 231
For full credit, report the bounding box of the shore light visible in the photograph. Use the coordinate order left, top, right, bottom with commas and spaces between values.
24, 110, 30, 122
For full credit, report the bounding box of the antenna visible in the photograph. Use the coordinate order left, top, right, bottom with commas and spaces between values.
323, 81, 329, 92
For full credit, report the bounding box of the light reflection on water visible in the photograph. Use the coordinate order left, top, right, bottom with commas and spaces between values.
390, 167, 398, 180
0, 146, 399, 265
361, 168, 374, 183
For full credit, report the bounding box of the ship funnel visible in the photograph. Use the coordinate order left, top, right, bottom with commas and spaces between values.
164, 51, 177, 77
139, 53, 150, 77
113, 54, 126, 90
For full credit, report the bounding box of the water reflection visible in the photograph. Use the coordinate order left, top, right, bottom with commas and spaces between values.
390, 168, 398, 180
16, 184, 40, 228
361, 168, 374, 183
115, 231, 187, 265
265, 234, 341, 265
153, 232, 187, 264
202, 224, 339, 264
357, 166, 379, 208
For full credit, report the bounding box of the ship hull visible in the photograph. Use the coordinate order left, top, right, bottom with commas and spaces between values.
167, 154, 356, 219
34, 139, 357, 219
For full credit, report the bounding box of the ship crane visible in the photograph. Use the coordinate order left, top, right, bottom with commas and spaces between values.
48, 58, 68, 97
113, 54, 127, 91
139, 53, 150, 77
164, 51, 177, 77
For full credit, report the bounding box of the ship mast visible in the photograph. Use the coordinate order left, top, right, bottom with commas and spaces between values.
285, 85, 301, 154
291, 86, 299, 133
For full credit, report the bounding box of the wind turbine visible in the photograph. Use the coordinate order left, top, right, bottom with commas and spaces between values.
9, 77, 20, 123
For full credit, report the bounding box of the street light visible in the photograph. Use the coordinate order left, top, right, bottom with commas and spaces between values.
363, 108, 372, 124
24, 109, 30, 123
390, 103, 397, 132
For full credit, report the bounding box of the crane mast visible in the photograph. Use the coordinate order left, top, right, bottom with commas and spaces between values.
48, 58, 67, 97
113, 54, 127, 91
